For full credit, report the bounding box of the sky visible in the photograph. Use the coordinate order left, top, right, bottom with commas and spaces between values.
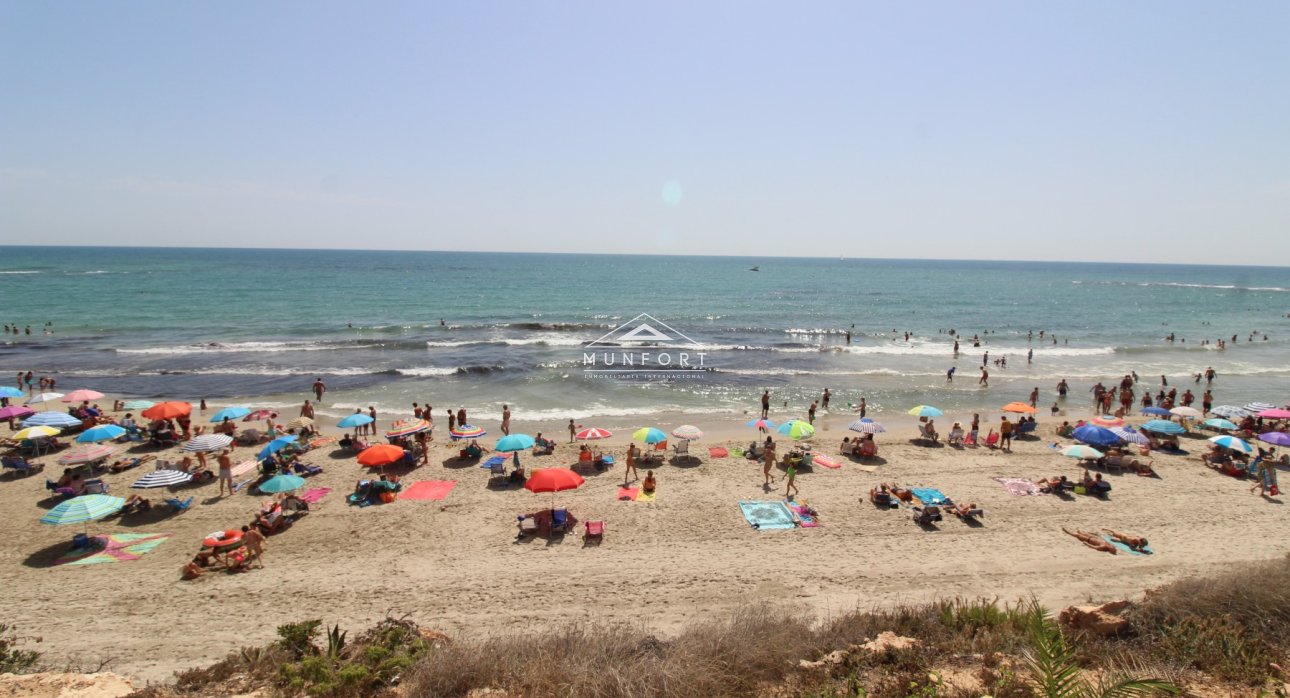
1, 1, 1287, 264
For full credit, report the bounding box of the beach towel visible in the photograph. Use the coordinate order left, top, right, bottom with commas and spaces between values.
708, 446, 729, 458
811, 453, 841, 469
231, 459, 258, 478
911, 487, 949, 506
994, 477, 1045, 496
731, 447, 745, 457
54, 533, 172, 567
399, 480, 457, 501
786, 501, 819, 527
300, 487, 331, 504
739, 500, 796, 530
1102, 535, 1154, 556
616, 487, 639, 501
638, 490, 656, 502
307, 436, 336, 449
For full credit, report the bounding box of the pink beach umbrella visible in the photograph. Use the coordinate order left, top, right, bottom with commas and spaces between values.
61, 389, 105, 404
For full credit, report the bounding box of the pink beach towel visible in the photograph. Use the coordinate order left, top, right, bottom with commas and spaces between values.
708, 447, 729, 458
399, 480, 457, 501
811, 453, 841, 469
616, 487, 640, 501
993, 477, 1044, 496
300, 487, 331, 504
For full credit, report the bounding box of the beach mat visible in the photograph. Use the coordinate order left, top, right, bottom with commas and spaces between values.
811, 453, 841, 469
1103, 535, 1153, 556
851, 463, 879, 473
231, 459, 258, 478
54, 533, 172, 567
638, 490, 656, 502
911, 487, 949, 505
739, 500, 796, 530
616, 487, 639, 501
399, 480, 457, 501
786, 501, 819, 527
300, 487, 331, 504
994, 477, 1044, 496
708, 446, 729, 458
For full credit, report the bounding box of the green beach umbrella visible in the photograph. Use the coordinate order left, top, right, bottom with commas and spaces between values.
776, 420, 816, 441
122, 400, 156, 411
1061, 445, 1103, 460
258, 474, 306, 494
41, 494, 125, 535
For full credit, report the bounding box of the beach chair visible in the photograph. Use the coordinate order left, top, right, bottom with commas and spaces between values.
653, 441, 668, 460
488, 459, 509, 485
912, 506, 942, 526
583, 520, 605, 543
45, 479, 76, 498
164, 496, 194, 512
516, 514, 539, 539
551, 508, 571, 534
2, 456, 43, 477
671, 440, 689, 458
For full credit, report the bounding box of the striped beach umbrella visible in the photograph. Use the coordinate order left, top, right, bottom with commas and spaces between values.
671, 425, 704, 441
25, 392, 65, 405
1209, 405, 1249, 419
745, 418, 778, 430
132, 469, 194, 489
183, 434, 233, 453
1141, 419, 1185, 435
122, 400, 156, 411
58, 444, 117, 465
777, 420, 816, 441
60, 389, 105, 403
1202, 418, 1238, 431
1062, 444, 1104, 460
258, 474, 306, 494
385, 418, 429, 438
76, 424, 126, 443
23, 411, 81, 428
1109, 426, 1149, 445
1209, 435, 1253, 453
1245, 402, 1277, 414
14, 425, 60, 440
575, 427, 613, 440
847, 419, 886, 434
41, 494, 124, 528
449, 424, 487, 440
286, 416, 316, 431
907, 405, 943, 418
337, 413, 373, 429
632, 427, 667, 444
210, 406, 251, 422
1090, 415, 1125, 428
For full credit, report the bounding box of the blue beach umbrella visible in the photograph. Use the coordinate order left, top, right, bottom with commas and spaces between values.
847, 418, 886, 434
337, 413, 374, 429
1141, 419, 1185, 435
1202, 418, 1238, 431
258, 474, 306, 494
1141, 406, 1172, 416
1208, 435, 1253, 453
258, 434, 299, 459
0, 386, 23, 398
1072, 424, 1120, 448
76, 424, 126, 443
23, 411, 82, 428
481, 455, 508, 469
496, 434, 536, 452
777, 420, 816, 441
907, 405, 943, 418
746, 418, 778, 430
632, 427, 668, 444
210, 406, 251, 423
41, 494, 125, 535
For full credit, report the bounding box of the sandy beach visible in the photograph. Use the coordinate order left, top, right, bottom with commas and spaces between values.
0, 398, 1284, 684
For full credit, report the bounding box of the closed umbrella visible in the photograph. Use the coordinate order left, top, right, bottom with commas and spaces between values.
183, 434, 233, 452
76, 424, 126, 443
60, 389, 105, 403
58, 444, 116, 465
1209, 435, 1253, 453
847, 419, 886, 434
259, 474, 306, 494
0, 405, 35, 421
777, 420, 816, 441
132, 469, 194, 489
26, 392, 65, 404
632, 427, 667, 444
671, 425, 703, 440
258, 435, 299, 460
23, 411, 81, 428
1072, 425, 1119, 447
337, 412, 373, 429
575, 427, 613, 440
142, 401, 191, 420
1202, 418, 1238, 431
210, 406, 251, 423
907, 405, 943, 418
1062, 445, 1104, 460
1141, 420, 1186, 435
14, 425, 59, 440
41, 494, 124, 534
357, 444, 405, 467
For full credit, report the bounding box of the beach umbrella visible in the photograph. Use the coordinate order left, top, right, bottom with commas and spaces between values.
258, 435, 299, 459
1210, 405, 1249, 419
14, 425, 60, 440
1062, 444, 1104, 460
76, 424, 126, 443
1258, 408, 1290, 420
357, 443, 405, 467
1170, 406, 1203, 419
1141, 419, 1185, 435
25, 392, 65, 405
777, 420, 816, 441
449, 424, 486, 440
632, 427, 667, 444
210, 406, 251, 423
1258, 432, 1290, 447
60, 389, 104, 403
745, 418, 778, 430
0, 405, 35, 421
243, 409, 278, 422
1202, 418, 1238, 431
524, 467, 585, 508
1001, 402, 1037, 414
40, 494, 124, 533
0, 386, 23, 398
907, 405, 943, 418
183, 434, 233, 452
384, 418, 429, 438
1209, 435, 1253, 453
1090, 415, 1125, 428
671, 425, 703, 441
142, 401, 191, 420
23, 411, 81, 428
496, 433, 536, 452
286, 416, 315, 431
258, 473, 306, 494
1141, 406, 1173, 416
1244, 402, 1277, 414
58, 444, 116, 465
121, 399, 156, 411
337, 412, 373, 429
847, 419, 886, 434
1109, 426, 1149, 445
131, 468, 194, 489
575, 427, 613, 440
1072, 425, 1120, 447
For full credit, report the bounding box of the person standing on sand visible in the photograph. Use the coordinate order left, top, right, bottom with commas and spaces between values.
763, 437, 776, 486
501, 405, 511, 435
217, 449, 234, 497
200, 398, 207, 413
970, 413, 980, 444
760, 390, 770, 418
312, 377, 326, 403
447, 409, 456, 432
1000, 416, 1013, 451
368, 405, 377, 435
241, 525, 265, 567
625, 443, 639, 483
784, 460, 799, 498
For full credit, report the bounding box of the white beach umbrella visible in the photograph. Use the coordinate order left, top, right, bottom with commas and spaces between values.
26, 392, 65, 405
182, 434, 233, 453
1170, 406, 1203, 419
132, 469, 194, 489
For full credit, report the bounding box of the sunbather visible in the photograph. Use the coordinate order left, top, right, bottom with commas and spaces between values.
642, 470, 656, 494
1035, 475, 1070, 493
869, 484, 894, 507
888, 483, 913, 503
947, 423, 965, 445
122, 494, 152, 514
1101, 528, 1149, 553
952, 501, 983, 519
1063, 528, 1117, 554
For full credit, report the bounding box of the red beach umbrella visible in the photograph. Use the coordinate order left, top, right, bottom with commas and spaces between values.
142, 401, 192, 420
524, 467, 585, 494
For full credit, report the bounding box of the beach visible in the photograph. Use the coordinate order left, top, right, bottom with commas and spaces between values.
0, 398, 1286, 683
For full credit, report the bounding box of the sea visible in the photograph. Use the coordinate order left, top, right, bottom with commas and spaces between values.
1, 246, 1287, 423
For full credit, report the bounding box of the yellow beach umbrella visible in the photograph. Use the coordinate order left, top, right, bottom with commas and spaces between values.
14, 425, 60, 440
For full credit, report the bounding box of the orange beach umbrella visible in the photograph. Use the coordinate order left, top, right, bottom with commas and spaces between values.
142, 401, 192, 420
357, 444, 405, 468
1001, 402, 1037, 414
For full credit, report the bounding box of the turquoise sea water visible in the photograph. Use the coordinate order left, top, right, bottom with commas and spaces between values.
0, 246, 1287, 422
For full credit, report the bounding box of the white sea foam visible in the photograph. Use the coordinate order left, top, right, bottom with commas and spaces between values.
116, 341, 380, 355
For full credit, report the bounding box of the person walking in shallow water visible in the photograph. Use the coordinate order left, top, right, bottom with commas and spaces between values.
760, 390, 770, 418
312, 377, 326, 403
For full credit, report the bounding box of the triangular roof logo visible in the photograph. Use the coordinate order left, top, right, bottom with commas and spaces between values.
586, 313, 702, 347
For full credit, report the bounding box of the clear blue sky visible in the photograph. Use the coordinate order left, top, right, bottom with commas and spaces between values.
2, 1, 1287, 264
